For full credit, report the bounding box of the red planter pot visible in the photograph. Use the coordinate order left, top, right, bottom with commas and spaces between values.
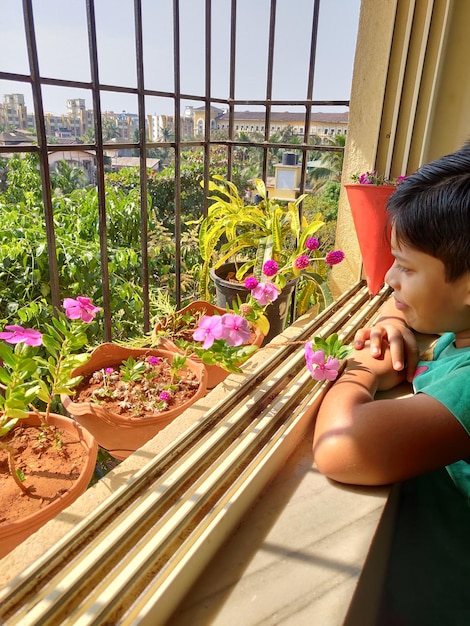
344, 184, 396, 295
0, 413, 98, 559
61, 343, 208, 460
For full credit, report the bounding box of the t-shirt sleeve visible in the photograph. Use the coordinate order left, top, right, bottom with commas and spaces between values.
416, 365, 470, 436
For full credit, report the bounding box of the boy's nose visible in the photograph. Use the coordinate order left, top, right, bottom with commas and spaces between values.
385, 262, 397, 288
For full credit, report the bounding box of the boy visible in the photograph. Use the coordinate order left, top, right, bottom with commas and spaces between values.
312, 142, 470, 624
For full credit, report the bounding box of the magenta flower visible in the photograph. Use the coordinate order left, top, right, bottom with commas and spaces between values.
192, 315, 224, 349
251, 281, 280, 306
105, 367, 114, 374
304, 343, 341, 381
0, 325, 43, 347
294, 255, 310, 270
148, 356, 160, 366
63, 296, 101, 323
262, 260, 279, 277
159, 390, 172, 403
359, 172, 375, 184
325, 250, 345, 266
244, 277, 259, 290
305, 237, 319, 251
220, 314, 251, 346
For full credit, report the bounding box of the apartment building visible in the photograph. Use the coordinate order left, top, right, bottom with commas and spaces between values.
215, 110, 349, 139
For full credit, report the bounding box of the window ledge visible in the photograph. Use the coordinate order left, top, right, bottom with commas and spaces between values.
0, 282, 398, 625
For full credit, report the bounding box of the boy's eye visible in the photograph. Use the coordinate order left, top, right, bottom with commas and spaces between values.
396, 264, 410, 273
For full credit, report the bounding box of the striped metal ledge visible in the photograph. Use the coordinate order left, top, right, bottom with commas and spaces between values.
0, 282, 391, 626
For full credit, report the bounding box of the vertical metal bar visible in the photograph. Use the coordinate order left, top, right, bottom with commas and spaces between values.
227, 0, 238, 181
202, 0, 212, 215
300, 0, 320, 196
134, 0, 150, 332
263, 0, 277, 183
22, 0, 61, 313
173, 0, 182, 307
86, 0, 112, 341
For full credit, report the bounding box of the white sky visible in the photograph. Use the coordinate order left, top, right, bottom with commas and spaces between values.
0, 0, 361, 117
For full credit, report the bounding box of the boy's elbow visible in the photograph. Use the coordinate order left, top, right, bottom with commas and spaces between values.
312, 435, 390, 486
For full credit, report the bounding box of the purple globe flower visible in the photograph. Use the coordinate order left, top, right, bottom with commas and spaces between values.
244, 276, 259, 290
159, 390, 172, 403
148, 356, 160, 366
262, 260, 278, 277
294, 255, 310, 270
325, 250, 345, 266
305, 237, 319, 251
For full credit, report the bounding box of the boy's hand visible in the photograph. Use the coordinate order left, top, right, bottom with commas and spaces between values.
353, 316, 419, 382
345, 340, 407, 391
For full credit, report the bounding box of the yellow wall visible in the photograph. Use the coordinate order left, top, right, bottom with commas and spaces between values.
332, 0, 470, 296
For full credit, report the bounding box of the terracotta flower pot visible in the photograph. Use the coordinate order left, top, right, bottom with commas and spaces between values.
344, 184, 396, 295
210, 264, 299, 346
0, 412, 98, 559
61, 344, 208, 460
153, 300, 265, 389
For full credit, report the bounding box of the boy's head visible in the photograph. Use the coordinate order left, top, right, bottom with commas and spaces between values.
387, 141, 470, 282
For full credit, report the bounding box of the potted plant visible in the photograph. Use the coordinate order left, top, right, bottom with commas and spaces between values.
61, 343, 208, 460
0, 296, 100, 559
197, 175, 345, 344
344, 171, 406, 295
152, 298, 265, 389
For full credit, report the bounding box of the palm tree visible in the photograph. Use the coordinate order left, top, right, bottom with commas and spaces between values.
307, 134, 346, 189
50, 160, 88, 194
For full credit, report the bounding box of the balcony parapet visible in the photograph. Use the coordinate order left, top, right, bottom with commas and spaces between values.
0, 281, 398, 625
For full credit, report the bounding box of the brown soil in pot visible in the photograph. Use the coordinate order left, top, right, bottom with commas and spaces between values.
0, 421, 88, 525
71, 354, 201, 419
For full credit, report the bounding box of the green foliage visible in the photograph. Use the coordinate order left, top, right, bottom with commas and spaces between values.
309, 333, 354, 360
0, 150, 340, 342
120, 357, 147, 382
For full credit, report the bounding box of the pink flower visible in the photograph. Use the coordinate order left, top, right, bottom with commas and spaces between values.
192, 315, 224, 349
244, 277, 259, 290
325, 250, 345, 266
262, 260, 278, 277
294, 255, 310, 270
251, 281, 280, 306
305, 237, 319, 251
159, 390, 172, 403
220, 314, 251, 346
305, 343, 341, 381
359, 171, 375, 184
63, 296, 101, 323
148, 356, 160, 366
0, 325, 43, 347
105, 367, 114, 374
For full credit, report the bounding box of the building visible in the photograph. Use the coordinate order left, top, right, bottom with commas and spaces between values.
215, 110, 348, 140
0, 94, 29, 130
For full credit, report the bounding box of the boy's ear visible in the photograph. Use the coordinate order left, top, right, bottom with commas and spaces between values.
464, 273, 470, 306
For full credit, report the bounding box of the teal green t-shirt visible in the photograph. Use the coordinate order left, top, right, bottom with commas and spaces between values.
379, 333, 470, 625
413, 332, 470, 500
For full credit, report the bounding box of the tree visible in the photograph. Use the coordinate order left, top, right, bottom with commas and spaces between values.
50, 160, 89, 194
307, 134, 345, 189
102, 118, 120, 142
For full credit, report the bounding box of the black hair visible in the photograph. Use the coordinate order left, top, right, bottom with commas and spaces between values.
387, 141, 470, 282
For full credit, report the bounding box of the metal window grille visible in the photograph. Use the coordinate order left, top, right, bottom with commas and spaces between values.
0, 0, 348, 342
